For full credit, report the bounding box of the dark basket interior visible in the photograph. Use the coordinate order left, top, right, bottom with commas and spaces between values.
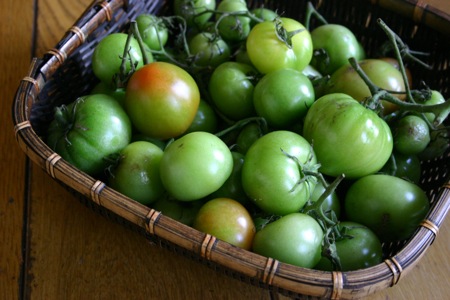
27, 0, 450, 298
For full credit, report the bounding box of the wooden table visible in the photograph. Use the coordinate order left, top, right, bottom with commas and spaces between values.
1, 0, 449, 299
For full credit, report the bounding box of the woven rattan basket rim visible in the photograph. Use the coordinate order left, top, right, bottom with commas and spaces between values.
12, 0, 450, 298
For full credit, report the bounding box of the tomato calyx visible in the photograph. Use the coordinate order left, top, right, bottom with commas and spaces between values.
274, 18, 305, 49
280, 147, 319, 193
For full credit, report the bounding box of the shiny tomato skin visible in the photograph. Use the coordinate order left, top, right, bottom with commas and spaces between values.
310, 24, 365, 75
253, 68, 315, 129
344, 174, 430, 242
246, 17, 313, 74
159, 131, 233, 201
193, 197, 256, 250
208, 61, 257, 120
108, 141, 165, 206
303, 93, 393, 179
47, 94, 132, 176
314, 221, 383, 271
125, 62, 200, 140
241, 130, 317, 216
252, 213, 323, 268
92, 33, 144, 87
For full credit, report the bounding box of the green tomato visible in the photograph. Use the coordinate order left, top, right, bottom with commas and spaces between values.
252, 213, 323, 268
173, 0, 216, 27
303, 93, 393, 179
208, 61, 257, 120
253, 68, 315, 128
193, 197, 256, 250
315, 222, 383, 271
159, 131, 233, 201
136, 14, 169, 51
108, 141, 164, 205
310, 24, 365, 75
152, 197, 204, 226
380, 151, 422, 184
92, 33, 145, 87
90, 82, 126, 107
47, 94, 132, 175
250, 7, 278, 27
242, 130, 317, 215
422, 90, 446, 123
393, 115, 430, 155
184, 99, 218, 134
189, 32, 231, 68
216, 0, 251, 42
208, 152, 250, 206
344, 174, 430, 242
246, 17, 313, 74
235, 122, 265, 155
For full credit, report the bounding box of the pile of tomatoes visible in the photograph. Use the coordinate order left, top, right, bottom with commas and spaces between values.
46, 0, 449, 272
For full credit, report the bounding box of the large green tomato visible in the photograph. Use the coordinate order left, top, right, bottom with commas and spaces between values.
47, 94, 132, 175
310, 24, 365, 75
344, 174, 430, 242
246, 17, 313, 74
92, 33, 145, 87
252, 213, 323, 268
253, 68, 315, 128
193, 197, 256, 250
159, 132, 233, 201
108, 141, 165, 206
125, 62, 200, 140
208, 61, 257, 120
303, 93, 393, 179
242, 130, 317, 215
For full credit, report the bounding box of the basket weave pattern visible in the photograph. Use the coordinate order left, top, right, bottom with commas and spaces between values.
13, 0, 450, 299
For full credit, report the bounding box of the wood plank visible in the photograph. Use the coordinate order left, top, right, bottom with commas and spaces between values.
26, 168, 270, 299
0, 0, 34, 298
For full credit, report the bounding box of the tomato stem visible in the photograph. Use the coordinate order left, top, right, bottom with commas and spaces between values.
304, 2, 328, 31
348, 57, 450, 126
274, 18, 305, 49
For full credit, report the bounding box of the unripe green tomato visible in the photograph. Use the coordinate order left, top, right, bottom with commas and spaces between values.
423, 90, 446, 123
314, 222, 383, 271
216, 0, 251, 41
136, 14, 169, 51
253, 68, 315, 129
159, 132, 233, 201
173, 0, 216, 27
92, 33, 145, 87
252, 213, 323, 268
393, 115, 430, 155
108, 141, 165, 206
310, 24, 365, 75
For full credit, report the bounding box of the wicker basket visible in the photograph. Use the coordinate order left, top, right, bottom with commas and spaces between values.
12, 0, 450, 298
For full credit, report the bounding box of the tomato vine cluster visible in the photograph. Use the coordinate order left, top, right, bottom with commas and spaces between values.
46, 0, 449, 272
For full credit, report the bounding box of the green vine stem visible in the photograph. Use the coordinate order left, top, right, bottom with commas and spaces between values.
304, 1, 328, 30
348, 57, 450, 127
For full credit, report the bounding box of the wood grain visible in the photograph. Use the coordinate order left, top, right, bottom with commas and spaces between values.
0, 0, 34, 298
2, 0, 449, 299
